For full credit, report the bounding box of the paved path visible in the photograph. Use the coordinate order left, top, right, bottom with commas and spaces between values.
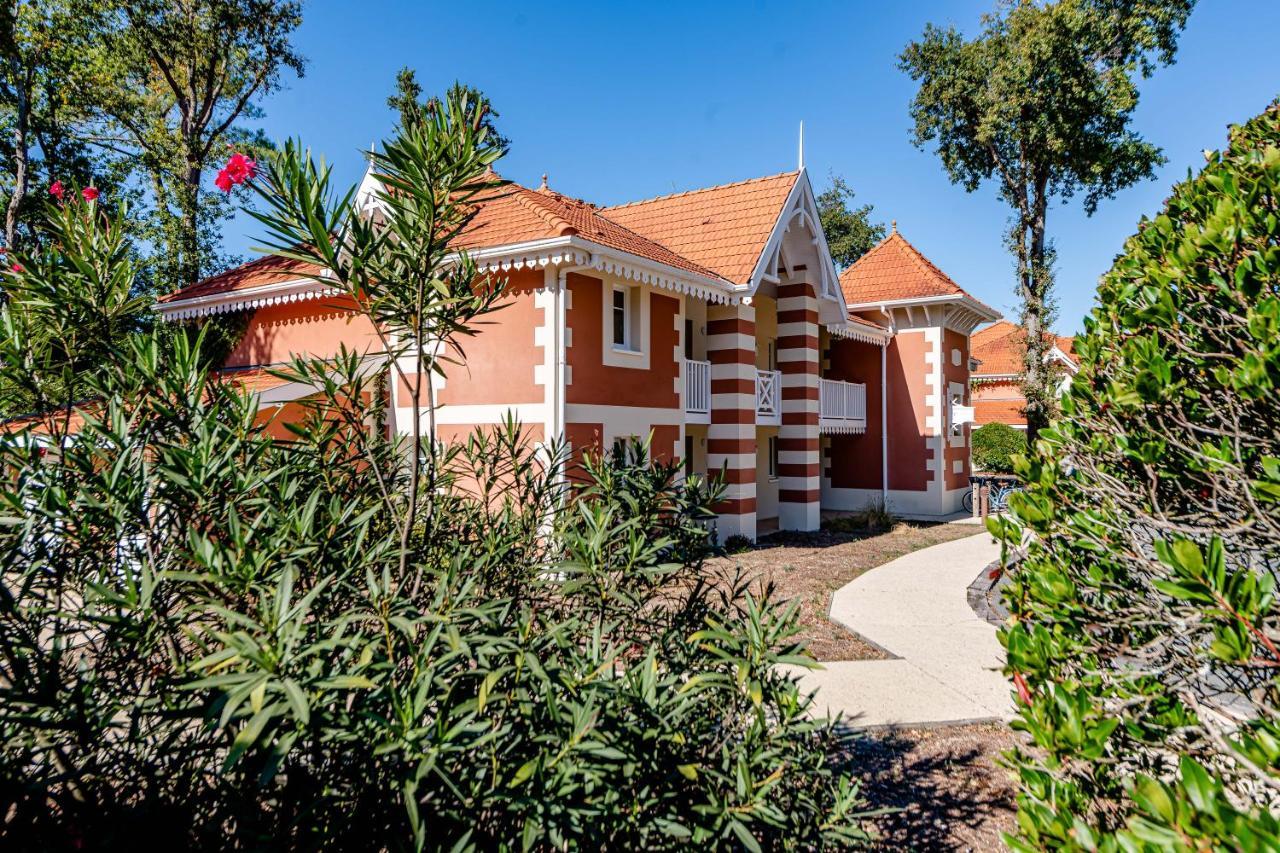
783, 531, 1016, 729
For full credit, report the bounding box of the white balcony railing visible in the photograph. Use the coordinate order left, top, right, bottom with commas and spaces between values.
819, 378, 867, 434
684, 359, 711, 421
755, 369, 782, 426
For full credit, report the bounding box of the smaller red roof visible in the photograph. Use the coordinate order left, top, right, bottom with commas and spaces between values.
971, 320, 1078, 376
839, 230, 970, 305
158, 254, 322, 303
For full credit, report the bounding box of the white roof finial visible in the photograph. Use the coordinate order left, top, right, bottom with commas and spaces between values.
798, 121, 805, 171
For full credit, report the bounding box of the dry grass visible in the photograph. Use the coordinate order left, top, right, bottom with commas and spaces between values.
843, 722, 1023, 851
706, 520, 978, 661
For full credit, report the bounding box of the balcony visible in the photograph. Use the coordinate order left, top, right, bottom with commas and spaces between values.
819, 378, 867, 434
684, 359, 711, 424
682, 361, 786, 427
755, 369, 781, 426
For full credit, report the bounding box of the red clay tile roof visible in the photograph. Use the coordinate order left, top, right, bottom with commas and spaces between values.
839, 231, 969, 305
461, 182, 723, 279
846, 313, 888, 333
975, 399, 1026, 426
971, 320, 1078, 376
158, 254, 323, 303
164, 174, 739, 305
602, 172, 799, 284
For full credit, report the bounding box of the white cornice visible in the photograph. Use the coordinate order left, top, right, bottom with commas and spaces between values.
827, 321, 890, 347
157, 278, 341, 320
847, 292, 1002, 322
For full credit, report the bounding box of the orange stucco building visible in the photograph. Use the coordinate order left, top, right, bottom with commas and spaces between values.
969, 320, 1079, 429
155, 168, 1000, 539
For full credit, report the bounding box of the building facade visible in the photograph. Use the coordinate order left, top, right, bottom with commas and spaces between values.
156, 169, 1000, 537
970, 320, 1078, 429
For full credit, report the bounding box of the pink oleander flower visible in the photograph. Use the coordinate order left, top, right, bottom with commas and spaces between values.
81, 186, 99, 202
223, 152, 257, 183
215, 169, 234, 193
10, 263, 23, 273
49, 181, 65, 201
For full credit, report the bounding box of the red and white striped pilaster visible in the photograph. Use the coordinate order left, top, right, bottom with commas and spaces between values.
706, 302, 757, 541
777, 280, 821, 531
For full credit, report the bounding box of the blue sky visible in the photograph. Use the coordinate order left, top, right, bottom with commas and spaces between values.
225, 0, 1280, 333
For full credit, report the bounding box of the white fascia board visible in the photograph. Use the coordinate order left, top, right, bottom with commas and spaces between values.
156, 276, 340, 320
848, 293, 1002, 322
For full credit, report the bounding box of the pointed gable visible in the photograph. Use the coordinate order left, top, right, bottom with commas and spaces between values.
838, 231, 968, 305
602, 172, 799, 284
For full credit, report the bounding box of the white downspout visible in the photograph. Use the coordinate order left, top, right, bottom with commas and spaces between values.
554, 261, 592, 444
880, 341, 888, 508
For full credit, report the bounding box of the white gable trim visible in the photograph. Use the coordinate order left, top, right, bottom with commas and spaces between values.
744, 170, 848, 322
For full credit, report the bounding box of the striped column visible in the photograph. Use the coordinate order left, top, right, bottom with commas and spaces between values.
777, 279, 821, 531
706, 301, 757, 542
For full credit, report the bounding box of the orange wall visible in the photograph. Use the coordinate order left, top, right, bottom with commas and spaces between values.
566, 273, 679, 409
885, 331, 930, 492
825, 338, 883, 490
435, 267, 545, 407
226, 296, 380, 368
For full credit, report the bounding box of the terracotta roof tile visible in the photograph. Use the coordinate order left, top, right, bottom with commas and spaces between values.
603, 172, 799, 283
158, 254, 322, 303
839, 231, 968, 305
462, 183, 723, 279
975, 399, 1026, 426
971, 321, 1078, 376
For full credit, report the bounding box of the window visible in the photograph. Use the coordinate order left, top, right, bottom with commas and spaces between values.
767, 435, 778, 481
601, 280, 649, 367
684, 434, 694, 477
612, 287, 629, 348
684, 319, 694, 360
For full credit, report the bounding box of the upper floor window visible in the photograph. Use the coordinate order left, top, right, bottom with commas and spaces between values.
611, 284, 641, 353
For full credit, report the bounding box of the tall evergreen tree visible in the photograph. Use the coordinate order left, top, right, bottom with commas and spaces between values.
900, 0, 1195, 442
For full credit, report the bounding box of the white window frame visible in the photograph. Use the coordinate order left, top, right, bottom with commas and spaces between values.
767, 434, 779, 481
601, 279, 650, 369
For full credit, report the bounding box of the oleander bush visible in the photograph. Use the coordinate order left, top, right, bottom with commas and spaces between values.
994, 102, 1280, 849
0, 91, 870, 850
971, 422, 1026, 474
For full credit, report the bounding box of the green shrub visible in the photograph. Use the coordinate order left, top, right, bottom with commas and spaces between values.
970, 422, 1025, 473
0, 90, 871, 850
722, 533, 754, 555
824, 500, 894, 534
994, 103, 1280, 849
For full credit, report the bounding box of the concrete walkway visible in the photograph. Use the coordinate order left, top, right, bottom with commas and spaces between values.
783, 531, 1016, 729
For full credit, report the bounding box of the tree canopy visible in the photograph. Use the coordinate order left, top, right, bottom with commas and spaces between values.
815, 174, 885, 270
900, 0, 1194, 441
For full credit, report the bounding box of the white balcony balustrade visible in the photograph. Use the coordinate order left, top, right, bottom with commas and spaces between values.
755, 369, 782, 426
684, 359, 711, 423
819, 378, 867, 434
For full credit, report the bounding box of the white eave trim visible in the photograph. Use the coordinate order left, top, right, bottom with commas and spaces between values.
157, 277, 341, 320
473, 235, 743, 305
827, 321, 890, 346
846, 292, 1001, 321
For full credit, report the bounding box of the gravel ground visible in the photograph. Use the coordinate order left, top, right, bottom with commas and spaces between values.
843, 722, 1023, 851
705, 521, 979, 661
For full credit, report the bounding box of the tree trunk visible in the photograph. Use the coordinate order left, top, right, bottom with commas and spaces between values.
177, 157, 203, 286
1020, 193, 1053, 445
4, 65, 32, 251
